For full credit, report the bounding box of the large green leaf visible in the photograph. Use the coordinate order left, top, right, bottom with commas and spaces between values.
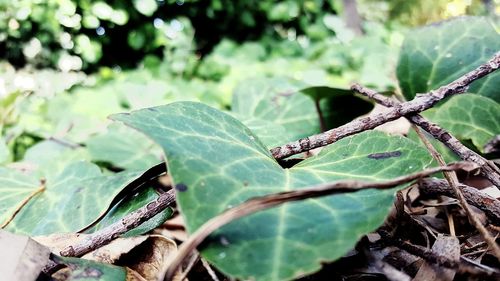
0, 169, 40, 228
113, 102, 433, 281
397, 17, 500, 102
421, 94, 500, 153
2, 161, 145, 235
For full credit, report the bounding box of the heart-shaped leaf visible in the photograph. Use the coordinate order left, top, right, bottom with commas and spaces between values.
1, 161, 148, 235
113, 102, 433, 280
397, 16, 500, 102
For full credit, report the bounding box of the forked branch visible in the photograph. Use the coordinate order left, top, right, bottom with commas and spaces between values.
270, 52, 500, 159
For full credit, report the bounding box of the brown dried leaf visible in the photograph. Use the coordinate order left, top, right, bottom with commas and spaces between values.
0, 230, 51, 281
413, 235, 459, 281
117, 235, 179, 281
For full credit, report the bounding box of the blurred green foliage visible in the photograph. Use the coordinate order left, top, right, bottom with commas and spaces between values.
1, 0, 494, 71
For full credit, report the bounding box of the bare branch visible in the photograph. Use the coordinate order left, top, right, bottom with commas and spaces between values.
270, 52, 500, 159
41, 189, 176, 276
419, 178, 500, 225
352, 83, 500, 261
379, 230, 500, 279
351, 83, 500, 188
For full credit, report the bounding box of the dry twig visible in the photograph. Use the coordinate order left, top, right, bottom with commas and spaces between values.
352, 84, 500, 261
60, 189, 176, 257
419, 178, 500, 225
270, 52, 500, 160
379, 230, 500, 279
350, 83, 500, 188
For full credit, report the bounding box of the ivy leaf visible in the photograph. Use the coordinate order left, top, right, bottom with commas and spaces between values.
421, 94, 500, 153
2, 162, 147, 236
88, 187, 173, 237
231, 78, 372, 148
397, 16, 500, 102
20, 139, 90, 180
231, 77, 312, 146
53, 256, 126, 281
113, 102, 432, 281
86, 123, 162, 170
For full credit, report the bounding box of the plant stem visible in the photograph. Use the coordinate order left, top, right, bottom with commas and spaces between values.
350, 83, 500, 188
270, 52, 500, 160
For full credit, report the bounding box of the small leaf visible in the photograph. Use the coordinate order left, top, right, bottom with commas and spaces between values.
113, 102, 433, 281
397, 17, 500, 102
53, 256, 127, 281
300, 86, 353, 101
300, 86, 373, 129
422, 94, 500, 153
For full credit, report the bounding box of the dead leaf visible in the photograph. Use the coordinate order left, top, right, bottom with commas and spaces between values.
0, 230, 51, 281
84, 236, 149, 264
116, 235, 180, 281
413, 235, 459, 281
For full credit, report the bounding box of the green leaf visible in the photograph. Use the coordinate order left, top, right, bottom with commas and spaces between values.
0, 169, 40, 229
3, 162, 145, 235
422, 94, 500, 153
230, 77, 312, 147
113, 102, 433, 281
397, 16, 500, 102
88, 187, 173, 237
231, 78, 372, 148
53, 256, 126, 281
20, 140, 90, 180
86, 123, 162, 170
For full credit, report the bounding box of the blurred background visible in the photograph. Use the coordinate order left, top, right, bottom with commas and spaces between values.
0, 0, 498, 169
